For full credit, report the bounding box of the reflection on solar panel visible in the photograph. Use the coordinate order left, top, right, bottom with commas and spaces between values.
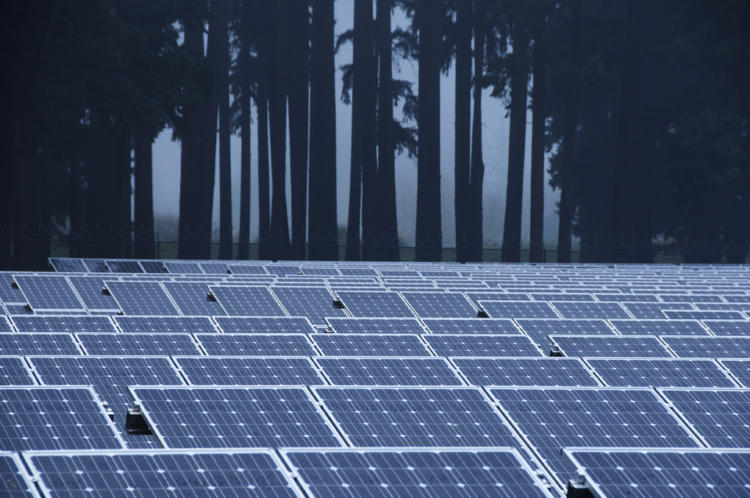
325, 317, 425, 334
13, 275, 83, 311
623, 302, 693, 319
453, 357, 599, 386
0, 333, 80, 355
662, 336, 750, 358
209, 286, 286, 316
480, 301, 557, 319
68, 276, 118, 310
283, 448, 551, 498
77, 333, 200, 356
551, 335, 672, 358
175, 356, 324, 385
610, 319, 707, 335
314, 387, 518, 447
311, 334, 430, 356
271, 287, 344, 325
316, 357, 462, 385
586, 358, 735, 388
114, 315, 216, 333
566, 448, 750, 498
490, 387, 700, 484
401, 292, 477, 318
424, 335, 541, 357
719, 360, 750, 387
163, 282, 224, 316
26, 450, 300, 497
195, 334, 316, 356
0, 387, 122, 450
704, 320, 750, 336
661, 388, 750, 447
105, 281, 177, 315
0, 356, 35, 385
12, 315, 115, 333
133, 386, 342, 448
214, 316, 314, 334
0, 452, 35, 497
552, 302, 630, 319
422, 318, 519, 335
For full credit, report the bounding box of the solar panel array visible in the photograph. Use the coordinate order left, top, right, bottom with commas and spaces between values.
2, 258, 749, 496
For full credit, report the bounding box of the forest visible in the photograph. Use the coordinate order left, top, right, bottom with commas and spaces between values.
3, 0, 750, 269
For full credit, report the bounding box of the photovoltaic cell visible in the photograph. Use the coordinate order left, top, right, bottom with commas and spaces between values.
0, 387, 122, 450
50, 257, 87, 273
489, 387, 700, 485
336, 291, 415, 318
566, 448, 750, 498
586, 358, 735, 388
0, 356, 35, 385
133, 386, 342, 448
479, 301, 558, 319
623, 302, 693, 319
719, 360, 750, 387
311, 334, 431, 357
12, 315, 115, 333
164, 262, 203, 274
283, 448, 551, 498
0, 452, 35, 497
105, 260, 142, 273
313, 386, 519, 447
703, 320, 750, 336
271, 287, 345, 325
163, 282, 224, 316
552, 302, 630, 319
664, 310, 746, 320
531, 293, 594, 302
0, 334, 80, 355
82, 259, 109, 273
13, 275, 83, 311
551, 335, 673, 358
114, 315, 217, 333
423, 318, 520, 335
465, 292, 531, 304
175, 356, 325, 385
76, 333, 201, 356
105, 281, 177, 315
595, 293, 659, 302
214, 316, 314, 334
195, 334, 316, 356
610, 319, 708, 336
325, 317, 425, 334
316, 357, 462, 385
660, 388, 750, 447
209, 286, 286, 316
401, 292, 477, 318
452, 357, 600, 387
424, 335, 542, 357
662, 336, 750, 358
68, 276, 118, 310
26, 450, 300, 497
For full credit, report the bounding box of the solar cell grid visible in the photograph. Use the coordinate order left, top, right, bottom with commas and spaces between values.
76, 333, 201, 356
163, 282, 225, 316
664, 310, 746, 320
209, 286, 286, 316
114, 315, 216, 333
551, 335, 673, 358
623, 302, 694, 319
452, 357, 600, 386
465, 292, 531, 304
195, 333, 316, 356
227, 264, 268, 275
0, 356, 35, 385
610, 319, 708, 336
175, 356, 325, 385
315, 357, 462, 385
214, 316, 315, 334
0, 452, 36, 497
703, 320, 750, 336
50, 257, 87, 273
423, 318, 520, 334
424, 334, 542, 357
11, 315, 116, 333
479, 301, 557, 319
0, 316, 12, 332
67, 276, 118, 310
585, 358, 735, 388
271, 286, 345, 325
13, 275, 83, 311
401, 292, 477, 318
325, 317, 425, 334
82, 259, 109, 272
531, 293, 594, 302
595, 293, 659, 302
337, 291, 415, 317
105, 281, 177, 315
719, 360, 750, 387
132, 386, 342, 448
0, 333, 80, 355
311, 333, 431, 356
198, 262, 229, 274
164, 261, 203, 274
662, 335, 750, 358
552, 302, 630, 319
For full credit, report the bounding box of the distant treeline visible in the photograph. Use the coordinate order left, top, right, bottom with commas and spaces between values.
3, 0, 749, 269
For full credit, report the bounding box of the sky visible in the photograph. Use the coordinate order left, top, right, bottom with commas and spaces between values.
151, 2, 561, 248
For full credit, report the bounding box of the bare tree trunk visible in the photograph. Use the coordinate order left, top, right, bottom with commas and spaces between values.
217, 0, 232, 260
455, 0, 471, 262
529, 14, 546, 263
134, 131, 155, 258
468, 0, 485, 262
238, 5, 252, 260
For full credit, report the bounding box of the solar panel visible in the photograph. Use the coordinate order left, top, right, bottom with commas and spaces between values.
195, 333, 317, 356
13, 275, 83, 311
325, 317, 425, 334
266, 265, 301, 277
660, 294, 724, 303
516, 319, 614, 348
82, 259, 109, 272
163, 282, 225, 316
198, 262, 228, 274
282, 448, 552, 498
336, 291, 415, 317
610, 319, 708, 336
532, 293, 594, 302
595, 293, 659, 302
551, 335, 673, 358
50, 257, 87, 273
424, 334, 542, 357
719, 360, 750, 387
300, 266, 340, 276
479, 301, 558, 319
209, 286, 286, 316
660, 388, 750, 447
703, 320, 750, 336
401, 292, 477, 318
271, 287, 345, 325
104, 281, 178, 315
164, 261, 203, 274
0, 333, 80, 355
77, 333, 201, 355
175, 356, 325, 385
25, 449, 300, 497
11, 315, 116, 333
68, 276, 119, 310
664, 310, 746, 320
566, 448, 750, 498
311, 334, 431, 357
0, 452, 36, 497
586, 358, 735, 388
214, 316, 315, 334
0, 387, 123, 450
139, 261, 167, 274
623, 302, 694, 319
312, 386, 520, 447
0, 356, 36, 385
114, 315, 217, 333
452, 357, 600, 387
725, 295, 750, 303
132, 386, 342, 448
551, 302, 630, 319
227, 264, 269, 275
105, 260, 143, 273
489, 387, 701, 485
316, 357, 462, 385
661, 336, 750, 358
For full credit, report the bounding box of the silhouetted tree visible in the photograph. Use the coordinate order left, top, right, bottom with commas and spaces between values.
454, 0, 471, 262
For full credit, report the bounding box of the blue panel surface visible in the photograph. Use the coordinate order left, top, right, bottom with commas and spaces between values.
719, 359, 750, 387
610, 319, 708, 335
13, 276, 82, 311
271, 287, 345, 325
623, 302, 693, 319
175, 356, 324, 385
586, 358, 735, 388
337, 291, 415, 318
453, 357, 599, 387
551, 335, 672, 358
164, 262, 203, 274
50, 257, 88, 273
662, 336, 750, 358
703, 320, 750, 336
105, 281, 177, 315
77, 333, 201, 355
424, 334, 542, 357
114, 315, 216, 333
325, 317, 425, 334
68, 276, 118, 310
0, 452, 35, 497
664, 310, 746, 320
209, 286, 286, 316
163, 282, 224, 316
105, 260, 143, 273
0, 356, 35, 385
0, 333, 80, 355
316, 357, 462, 385
314, 387, 518, 447
311, 334, 431, 356
196, 333, 316, 356
214, 316, 315, 334
517, 319, 613, 347
552, 302, 630, 319
12, 315, 115, 333
133, 387, 341, 448
480, 301, 558, 319
423, 318, 520, 334
401, 292, 477, 318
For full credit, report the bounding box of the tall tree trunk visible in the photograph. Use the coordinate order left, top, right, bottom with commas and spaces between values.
289, 0, 310, 260
134, 131, 155, 258
113, 129, 132, 258
269, 0, 291, 259
468, 0, 484, 262
501, 26, 529, 263
376, 0, 399, 261
359, 0, 378, 261
257, 82, 271, 260
216, 0, 232, 260
415, 0, 442, 261
529, 15, 546, 263
309, 0, 339, 260
238, 8, 252, 260
454, 0, 471, 262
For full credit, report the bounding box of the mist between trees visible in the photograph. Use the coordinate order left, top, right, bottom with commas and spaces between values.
4, 0, 749, 270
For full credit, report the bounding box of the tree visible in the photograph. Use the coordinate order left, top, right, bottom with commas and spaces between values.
454, 0, 471, 262
217, 0, 233, 260
528, 1, 547, 262
236, 0, 253, 260
467, 0, 486, 262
